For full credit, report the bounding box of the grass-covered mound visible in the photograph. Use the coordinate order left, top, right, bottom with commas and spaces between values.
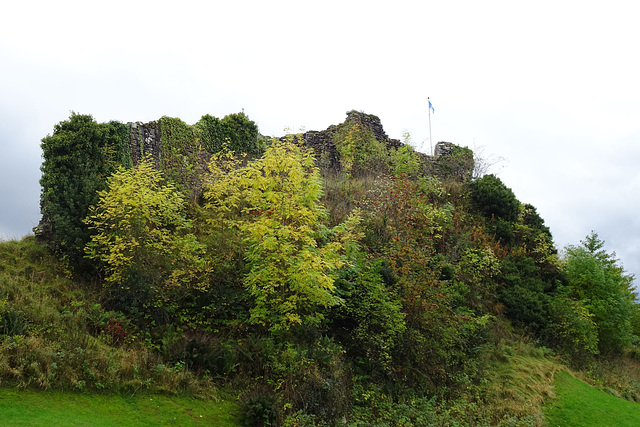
3, 110, 640, 425
0, 237, 215, 396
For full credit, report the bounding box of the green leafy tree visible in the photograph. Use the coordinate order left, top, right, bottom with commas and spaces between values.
220, 112, 261, 154
196, 114, 225, 154
455, 246, 501, 309
470, 174, 520, 245
546, 291, 599, 366
470, 174, 519, 222
84, 159, 206, 321
563, 232, 637, 354
330, 260, 406, 376
497, 254, 553, 333
204, 139, 361, 333
392, 132, 422, 177
515, 205, 559, 271
39, 113, 130, 271
196, 112, 261, 155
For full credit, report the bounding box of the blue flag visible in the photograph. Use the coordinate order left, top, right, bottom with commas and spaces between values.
429, 100, 435, 114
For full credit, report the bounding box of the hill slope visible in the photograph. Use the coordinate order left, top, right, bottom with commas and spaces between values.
2, 110, 638, 424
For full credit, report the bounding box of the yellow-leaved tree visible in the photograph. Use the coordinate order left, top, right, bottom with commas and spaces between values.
84, 158, 206, 319
205, 139, 361, 333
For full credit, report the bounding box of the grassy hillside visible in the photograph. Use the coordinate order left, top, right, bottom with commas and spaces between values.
3, 110, 640, 425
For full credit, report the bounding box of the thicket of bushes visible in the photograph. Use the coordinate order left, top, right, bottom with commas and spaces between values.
3, 112, 638, 425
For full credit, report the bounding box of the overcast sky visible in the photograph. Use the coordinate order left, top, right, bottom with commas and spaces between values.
1, 1, 639, 283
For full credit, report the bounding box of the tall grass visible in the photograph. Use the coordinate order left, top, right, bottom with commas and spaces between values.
0, 237, 212, 396
430, 320, 564, 426
582, 352, 640, 402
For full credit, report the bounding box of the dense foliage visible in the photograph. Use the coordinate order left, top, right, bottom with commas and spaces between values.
39, 113, 130, 271
204, 139, 361, 333
564, 232, 636, 355
195, 112, 261, 155
84, 159, 207, 326
18, 112, 639, 425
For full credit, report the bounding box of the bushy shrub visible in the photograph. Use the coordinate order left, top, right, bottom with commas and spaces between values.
39, 113, 130, 272
237, 335, 350, 425
330, 261, 406, 376
470, 174, 519, 222
196, 112, 261, 155
497, 255, 553, 333
100, 269, 158, 325
350, 384, 438, 426
546, 294, 599, 367
499, 283, 550, 333
0, 304, 30, 336
270, 337, 351, 423
240, 386, 279, 427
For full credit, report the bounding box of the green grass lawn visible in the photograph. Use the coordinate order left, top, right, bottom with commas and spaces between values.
0, 387, 241, 426
545, 371, 640, 427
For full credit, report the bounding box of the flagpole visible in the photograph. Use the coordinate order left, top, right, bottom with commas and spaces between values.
428, 97, 433, 155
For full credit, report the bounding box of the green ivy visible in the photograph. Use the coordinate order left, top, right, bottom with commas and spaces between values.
436, 144, 474, 181
195, 112, 261, 155
333, 115, 389, 177
195, 114, 225, 154
470, 174, 520, 222
158, 116, 202, 196
39, 113, 129, 273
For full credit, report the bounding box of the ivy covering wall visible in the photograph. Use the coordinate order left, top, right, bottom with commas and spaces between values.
39, 113, 130, 270
38, 111, 261, 260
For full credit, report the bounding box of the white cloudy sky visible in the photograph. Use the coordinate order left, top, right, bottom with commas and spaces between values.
1, 0, 639, 281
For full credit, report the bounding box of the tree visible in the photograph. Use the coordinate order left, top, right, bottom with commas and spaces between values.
546, 291, 599, 366
470, 174, 519, 222
498, 254, 553, 333
195, 112, 262, 155
84, 158, 206, 320
330, 260, 406, 376
563, 232, 637, 354
470, 174, 520, 245
220, 112, 261, 154
196, 114, 225, 154
39, 113, 130, 271
204, 139, 361, 333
